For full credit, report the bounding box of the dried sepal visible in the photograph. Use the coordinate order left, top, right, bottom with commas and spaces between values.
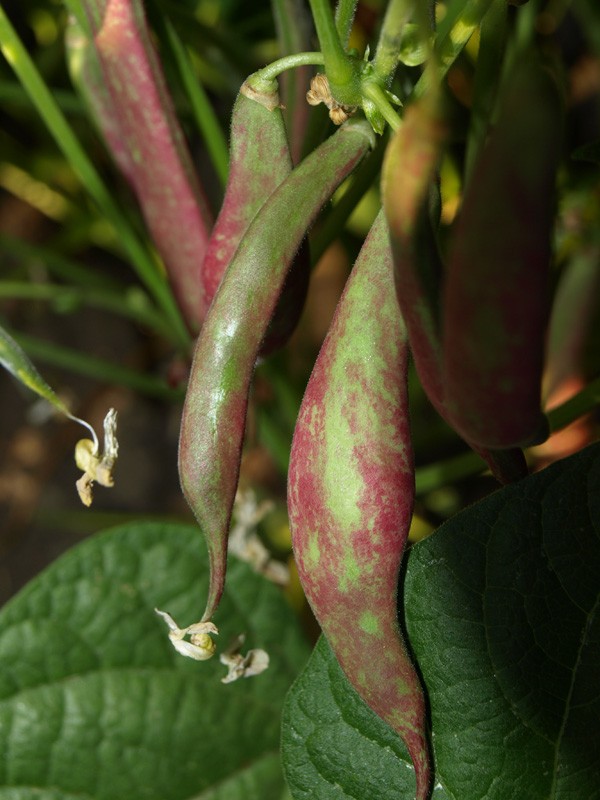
306, 73, 356, 125
219, 634, 270, 684
74, 408, 119, 506
154, 608, 218, 661
228, 490, 290, 586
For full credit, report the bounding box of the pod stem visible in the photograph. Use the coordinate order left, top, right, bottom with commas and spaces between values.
547, 375, 600, 433
361, 81, 402, 130
335, 0, 358, 47
372, 0, 413, 85
308, 0, 359, 104
249, 51, 325, 88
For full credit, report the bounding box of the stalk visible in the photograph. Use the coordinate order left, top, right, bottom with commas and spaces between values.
308, 0, 359, 105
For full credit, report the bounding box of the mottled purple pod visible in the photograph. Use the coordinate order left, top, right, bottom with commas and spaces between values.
179, 119, 374, 624
201, 76, 309, 355
383, 89, 528, 484
201, 79, 290, 305
442, 53, 563, 448
77, 0, 213, 332
288, 211, 431, 800
383, 90, 447, 412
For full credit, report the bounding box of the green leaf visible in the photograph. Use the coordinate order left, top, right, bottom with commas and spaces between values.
282, 636, 451, 800
0, 322, 99, 445
283, 444, 600, 799
0, 521, 310, 799
407, 442, 600, 800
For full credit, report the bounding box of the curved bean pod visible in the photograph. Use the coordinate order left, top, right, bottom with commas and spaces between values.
288, 211, 431, 800
383, 89, 527, 484
442, 52, 563, 448
179, 118, 375, 623
200, 78, 291, 305
201, 76, 310, 355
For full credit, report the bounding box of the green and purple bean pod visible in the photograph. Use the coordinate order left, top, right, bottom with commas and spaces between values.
382, 88, 527, 484
442, 52, 563, 449
72, 0, 213, 332
200, 74, 310, 356
288, 211, 431, 799
179, 116, 375, 624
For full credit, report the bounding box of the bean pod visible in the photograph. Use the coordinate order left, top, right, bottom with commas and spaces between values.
201, 75, 310, 355
77, 0, 213, 331
383, 88, 527, 484
179, 118, 375, 623
442, 52, 562, 448
288, 211, 431, 800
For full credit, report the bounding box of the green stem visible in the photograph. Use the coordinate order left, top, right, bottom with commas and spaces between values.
413, 0, 494, 97
372, 0, 413, 85
0, 281, 171, 338
547, 375, 600, 433
0, 7, 190, 351
415, 450, 486, 494
361, 82, 402, 130
308, 0, 358, 103
335, 0, 358, 47
11, 329, 184, 400
252, 51, 325, 85
156, 12, 230, 189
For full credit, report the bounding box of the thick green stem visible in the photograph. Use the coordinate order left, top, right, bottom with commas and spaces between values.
308, 0, 359, 104
335, 0, 358, 47
372, 0, 413, 85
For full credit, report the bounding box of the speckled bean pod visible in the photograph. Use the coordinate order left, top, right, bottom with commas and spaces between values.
179, 118, 375, 623
288, 211, 431, 800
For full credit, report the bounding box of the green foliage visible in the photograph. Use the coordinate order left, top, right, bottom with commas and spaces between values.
0, 521, 309, 799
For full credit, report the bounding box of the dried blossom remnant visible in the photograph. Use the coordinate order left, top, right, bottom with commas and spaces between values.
229, 490, 289, 586
154, 608, 218, 661
219, 634, 270, 683
306, 73, 356, 125
75, 408, 119, 506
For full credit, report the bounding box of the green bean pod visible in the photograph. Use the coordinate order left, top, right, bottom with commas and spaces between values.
288, 211, 431, 799
200, 79, 291, 304
442, 52, 563, 448
383, 89, 527, 484
201, 76, 310, 355
179, 118, 375, 623
74, 0, 213, 332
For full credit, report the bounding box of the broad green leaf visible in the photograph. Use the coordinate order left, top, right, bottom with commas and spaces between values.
282, 444, 600, 799
407, 442, 600, 800
282, 636, 451, 800
0, 521, 310, 799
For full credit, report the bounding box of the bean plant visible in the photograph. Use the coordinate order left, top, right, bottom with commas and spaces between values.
0, 1, 599, 798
